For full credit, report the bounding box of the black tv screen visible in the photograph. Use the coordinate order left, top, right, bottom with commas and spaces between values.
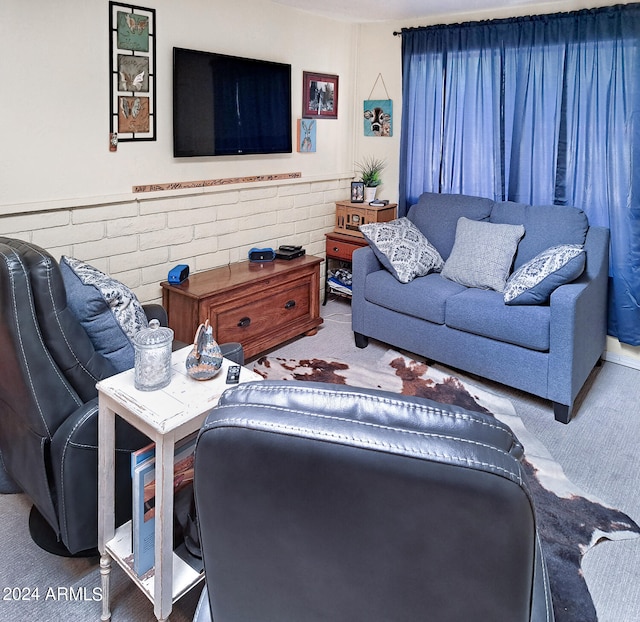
173, 47, 292, 157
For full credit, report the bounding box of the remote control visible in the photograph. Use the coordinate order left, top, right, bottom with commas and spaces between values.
226, 365, 241, 384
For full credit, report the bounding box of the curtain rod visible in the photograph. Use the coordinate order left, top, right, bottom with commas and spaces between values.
391, 3, 640, 37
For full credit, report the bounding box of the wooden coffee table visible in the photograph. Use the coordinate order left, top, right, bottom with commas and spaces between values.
160, 255, 324, 360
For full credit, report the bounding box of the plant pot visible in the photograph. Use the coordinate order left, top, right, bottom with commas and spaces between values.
364, 186, 377, 202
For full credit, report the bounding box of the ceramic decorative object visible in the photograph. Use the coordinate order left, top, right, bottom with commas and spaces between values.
364, 186, 377, 202
185, 319, 223, 380
133, 319, 174, 391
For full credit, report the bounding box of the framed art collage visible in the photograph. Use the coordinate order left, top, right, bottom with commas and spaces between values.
109, 2, 156, 145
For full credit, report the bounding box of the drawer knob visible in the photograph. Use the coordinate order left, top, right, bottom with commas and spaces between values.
284, 300, 296, 310
333, 246, 340, 252
237, 317, 251, 328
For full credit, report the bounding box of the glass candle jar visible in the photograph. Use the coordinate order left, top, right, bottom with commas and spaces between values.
133, 319, 174, 391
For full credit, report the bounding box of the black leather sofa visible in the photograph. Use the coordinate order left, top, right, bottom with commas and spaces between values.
193, 380, 554, 622
0, 237, 242, 555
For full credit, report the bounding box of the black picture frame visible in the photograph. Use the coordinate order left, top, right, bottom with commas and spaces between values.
109, 2, 156, 143
351, 181, 365, 203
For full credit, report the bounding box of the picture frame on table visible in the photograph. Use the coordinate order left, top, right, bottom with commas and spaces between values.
302, 71, 339, 119
351, 181, 365, 203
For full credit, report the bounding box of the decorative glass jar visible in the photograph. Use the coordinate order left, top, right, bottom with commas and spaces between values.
133, 319, 174, 391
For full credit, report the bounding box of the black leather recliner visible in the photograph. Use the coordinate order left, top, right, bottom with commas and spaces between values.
193, 380, 554, 622
0, 237, 243, 555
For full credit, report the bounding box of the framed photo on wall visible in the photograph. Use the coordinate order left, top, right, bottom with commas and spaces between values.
302, 71, 338, 119
351, 181, 365, 203
109, 2, 156, 143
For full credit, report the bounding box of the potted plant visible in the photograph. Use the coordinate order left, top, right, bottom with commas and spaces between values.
355, 156, 386, 202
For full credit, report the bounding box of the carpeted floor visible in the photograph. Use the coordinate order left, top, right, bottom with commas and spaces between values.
1, 298, 639, 621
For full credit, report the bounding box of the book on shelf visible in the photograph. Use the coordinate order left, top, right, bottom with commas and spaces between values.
328, 276, 352, 296
131, 432, 198, 577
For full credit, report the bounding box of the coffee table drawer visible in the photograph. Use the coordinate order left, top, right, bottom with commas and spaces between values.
214, 281, 310, 344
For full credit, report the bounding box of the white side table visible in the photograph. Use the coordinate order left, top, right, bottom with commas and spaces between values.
97, 347, 262, 622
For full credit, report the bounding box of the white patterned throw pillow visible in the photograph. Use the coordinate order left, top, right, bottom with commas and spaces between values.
504, 244, 586, 305
359, 217, 444, 284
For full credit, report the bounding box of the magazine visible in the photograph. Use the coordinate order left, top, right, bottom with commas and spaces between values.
131, 432, 198, 577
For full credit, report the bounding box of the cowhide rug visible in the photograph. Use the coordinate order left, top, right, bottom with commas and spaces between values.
253, 350, 640, 622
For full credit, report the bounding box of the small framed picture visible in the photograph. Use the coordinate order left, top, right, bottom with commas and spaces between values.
302, 71, 339, 119
351, 181, 365, 203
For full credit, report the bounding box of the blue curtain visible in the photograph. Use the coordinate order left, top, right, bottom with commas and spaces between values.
399, 5, 640, 345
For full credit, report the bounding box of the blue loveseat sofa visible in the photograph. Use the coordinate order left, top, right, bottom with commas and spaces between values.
352, 192, 610, 423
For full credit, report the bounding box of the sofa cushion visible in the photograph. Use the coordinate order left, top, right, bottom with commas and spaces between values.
359, 218, 444, 284
445, 288, 551, 351
408, 192, 495, 259
504, 244, 586, 305
365, 271, 465, 324
60, 256, 148, 372
441, 218, 525, 292
490, 202, 588, 269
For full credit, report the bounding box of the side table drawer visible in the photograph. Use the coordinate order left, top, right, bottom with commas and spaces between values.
326, 238, 365, 261
214, 280, 310, 344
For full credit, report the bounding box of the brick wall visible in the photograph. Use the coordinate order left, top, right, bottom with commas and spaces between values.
0, 176, 350, 304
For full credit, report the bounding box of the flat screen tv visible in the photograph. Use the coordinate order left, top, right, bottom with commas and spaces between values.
173, 47, 292, 157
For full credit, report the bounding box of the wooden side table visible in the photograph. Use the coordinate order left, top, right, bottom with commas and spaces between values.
160, 255, 324, 360
324, 231, 368, 303
334, 201, 397, 238
97, 348, 262, 622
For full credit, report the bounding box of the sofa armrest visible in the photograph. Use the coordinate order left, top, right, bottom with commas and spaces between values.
548, 226, 609, 407
351, 246, 382, 336
352, 245, 381, 279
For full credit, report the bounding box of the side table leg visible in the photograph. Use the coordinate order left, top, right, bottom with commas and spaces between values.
323, 261, 329, 305
100, 554, 112, 621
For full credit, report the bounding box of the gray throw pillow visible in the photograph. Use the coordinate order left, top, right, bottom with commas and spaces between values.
60, 256, 148, 372
359, 217, 444, 284
504, 244, 586, 305
441, 217, 525, 292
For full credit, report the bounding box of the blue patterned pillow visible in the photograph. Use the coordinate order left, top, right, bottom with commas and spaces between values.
503, 244, 585, 305
60, 256, 148, 371
360, 217, 444, 284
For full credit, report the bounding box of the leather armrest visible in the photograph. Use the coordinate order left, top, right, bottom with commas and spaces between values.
143, 303, 168, 326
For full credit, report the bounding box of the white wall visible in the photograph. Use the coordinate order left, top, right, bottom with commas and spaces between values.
0, 0, 357, 311
0, 0, 356, 210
